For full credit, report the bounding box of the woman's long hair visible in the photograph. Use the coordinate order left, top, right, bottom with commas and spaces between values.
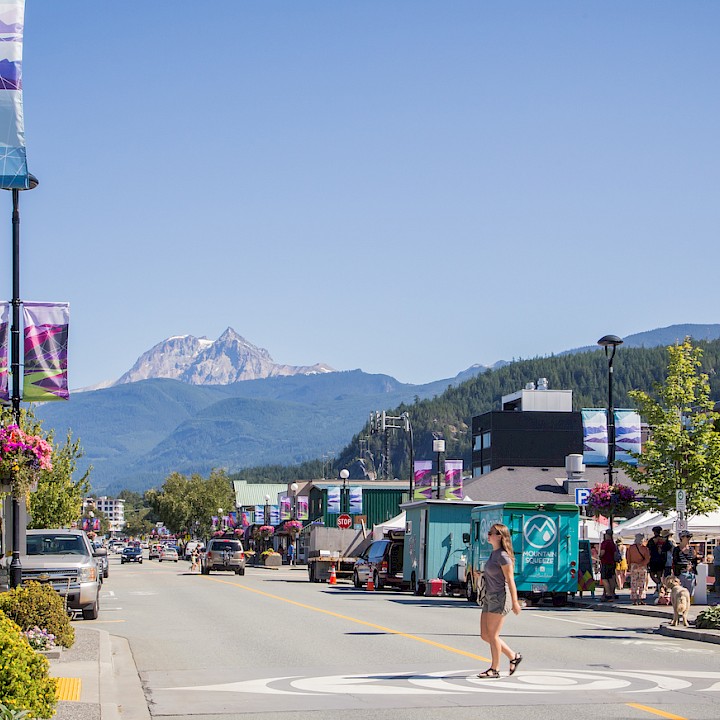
491, 523, 515, 561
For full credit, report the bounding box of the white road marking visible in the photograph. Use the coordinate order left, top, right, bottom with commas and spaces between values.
529, 613, 613, 629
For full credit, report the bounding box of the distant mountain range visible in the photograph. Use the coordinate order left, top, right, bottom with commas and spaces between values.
34, 323, 720, 495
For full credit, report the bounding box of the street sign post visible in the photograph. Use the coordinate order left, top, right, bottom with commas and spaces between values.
575, 487, 591, 506
337, 513, 352, 530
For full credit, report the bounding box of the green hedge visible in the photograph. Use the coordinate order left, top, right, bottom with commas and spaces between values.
0, 582, 74, 648
0, 612, 57, 718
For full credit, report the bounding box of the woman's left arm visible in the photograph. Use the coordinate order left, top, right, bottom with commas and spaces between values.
501, 561, 522, 615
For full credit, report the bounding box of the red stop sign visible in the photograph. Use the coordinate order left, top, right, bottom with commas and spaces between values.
337, 514, 352, 530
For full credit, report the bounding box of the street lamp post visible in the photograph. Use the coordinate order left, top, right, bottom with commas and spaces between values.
290, 482, 299, 565
264, 494, 271, 553
432, 439, 445, 499
339, 469, 349, 514
8, 174, 39, 589
597, 334, 624, 490
218, 508, 223, 532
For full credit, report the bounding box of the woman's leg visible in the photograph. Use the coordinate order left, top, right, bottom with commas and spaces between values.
482, 611, 515, 670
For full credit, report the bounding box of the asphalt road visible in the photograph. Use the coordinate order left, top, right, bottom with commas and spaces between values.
95, 553, 720, 720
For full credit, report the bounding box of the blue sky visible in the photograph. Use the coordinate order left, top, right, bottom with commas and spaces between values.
9, 1, 720, 390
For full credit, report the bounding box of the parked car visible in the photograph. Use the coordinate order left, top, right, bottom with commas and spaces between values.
92, 541, 109, 579
353, 535, 406, 590
201, 538, 246, 575
19, 529, 102, 620
121, 547, 143, 564
159, 547, 179, 562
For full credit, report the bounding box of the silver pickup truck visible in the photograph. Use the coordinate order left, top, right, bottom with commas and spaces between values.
5, 529, 102, 620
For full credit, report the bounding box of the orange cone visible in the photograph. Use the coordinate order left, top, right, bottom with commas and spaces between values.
329, 564, 337, 585
366, 575, 375, 591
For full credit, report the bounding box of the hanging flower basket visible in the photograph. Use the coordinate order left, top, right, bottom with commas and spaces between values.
257, 525, 275, 539
284, 520, 303, 535
586, 482, 637, 517
0, 424, 53, 499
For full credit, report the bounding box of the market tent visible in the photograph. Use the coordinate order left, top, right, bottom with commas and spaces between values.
372, 511, 406, 540
616, 510, 720, 541
614, 510, 666, 539
578, 517, 609, 542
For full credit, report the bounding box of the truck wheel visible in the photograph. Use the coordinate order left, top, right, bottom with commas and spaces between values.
411, 572, 421, 596
82, 599, 99, 621
353, 571, 362, 589
552, 594, 568, 607
373, 571, 382, 591
466, 580, 477, 603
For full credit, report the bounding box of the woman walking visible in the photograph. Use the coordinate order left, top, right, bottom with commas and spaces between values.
626, 533, 650, 604
476, 523, 522, 678
615, 540, 628, 591
673, 530, 698, 596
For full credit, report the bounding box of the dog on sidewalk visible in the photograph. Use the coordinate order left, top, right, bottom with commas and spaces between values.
664, 575, 691, 627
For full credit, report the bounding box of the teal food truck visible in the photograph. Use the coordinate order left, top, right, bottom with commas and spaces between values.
465, 502, 580, 606
402, 500, 485, 596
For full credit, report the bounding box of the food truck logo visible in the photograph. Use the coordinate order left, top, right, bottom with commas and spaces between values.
524, 515, 557, 549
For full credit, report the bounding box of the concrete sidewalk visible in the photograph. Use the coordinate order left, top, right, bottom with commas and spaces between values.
48, 586, 720, 719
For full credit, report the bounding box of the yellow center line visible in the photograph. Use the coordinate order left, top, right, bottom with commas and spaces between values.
208, 575, 490, 662
625, 702, 688, 720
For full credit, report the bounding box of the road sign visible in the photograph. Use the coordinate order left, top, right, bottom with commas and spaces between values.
337, 513, 352, 530
575, 487, 591, 506
676, 489, 687, 512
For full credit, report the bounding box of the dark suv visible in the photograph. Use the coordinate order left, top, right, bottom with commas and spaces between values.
201, 538, 246, 575
353, 535, 406, 590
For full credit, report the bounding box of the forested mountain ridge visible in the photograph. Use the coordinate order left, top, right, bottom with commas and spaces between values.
233, 338, 720, 483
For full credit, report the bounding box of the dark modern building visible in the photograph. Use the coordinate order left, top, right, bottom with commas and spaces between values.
471, 379, 583, 476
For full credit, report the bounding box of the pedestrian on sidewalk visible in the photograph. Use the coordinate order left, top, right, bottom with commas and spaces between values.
476, 523, 522, 679
599, 529, 618, 601
647, 526, 671, 592
712, 543, 720, 594
615, 540, 628, 591
673, 531, 698, 596
627, 533, 650, 604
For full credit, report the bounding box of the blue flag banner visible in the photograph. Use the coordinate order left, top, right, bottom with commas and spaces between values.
0, 1, 29, 189
614, 410, 641, 465
326, 486, 340, 514
348, 487, 363, 514
582, 408, 608, 465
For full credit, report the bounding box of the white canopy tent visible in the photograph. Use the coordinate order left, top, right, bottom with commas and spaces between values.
578, 517, 610, 542
372, 511, 406, 540
615, 510, 720, 541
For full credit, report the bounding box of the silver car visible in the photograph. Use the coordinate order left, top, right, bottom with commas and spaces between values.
21, 529, 102, 620
201, 538, 246, 575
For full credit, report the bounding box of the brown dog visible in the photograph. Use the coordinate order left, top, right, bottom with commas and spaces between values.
664, 575, 691, 626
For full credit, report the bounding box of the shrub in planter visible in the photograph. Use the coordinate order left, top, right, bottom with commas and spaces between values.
0, 581, 74, 648
0, 612, 57, 719
696, 605, 720, 629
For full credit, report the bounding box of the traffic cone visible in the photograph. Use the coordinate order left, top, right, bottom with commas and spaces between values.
366, 575, 375, 591
329, 564, 337, 585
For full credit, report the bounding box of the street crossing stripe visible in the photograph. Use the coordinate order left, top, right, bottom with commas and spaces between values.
625, 703, 687, 720
55, 677, 81, 701
208, 576, 491, 663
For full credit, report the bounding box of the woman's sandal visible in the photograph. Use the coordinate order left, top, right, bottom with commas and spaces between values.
509, 653, 523, 676
477, 668, 500, 679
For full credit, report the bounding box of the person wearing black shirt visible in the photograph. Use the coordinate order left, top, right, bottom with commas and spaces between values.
647, 525, 671, 591
673, 530, 698, 595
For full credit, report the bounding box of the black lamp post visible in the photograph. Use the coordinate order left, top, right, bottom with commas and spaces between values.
263, 494, 271, 553
339, 469, 349, 514
597, 334, 624, 489
8, 174, 39, 589
432, 438, 445, 499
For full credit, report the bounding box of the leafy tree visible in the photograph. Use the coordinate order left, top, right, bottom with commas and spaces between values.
80, 502, 110, 535
622, 339, 720, 516
146, 469, 235, 539
120, 489, 155, 537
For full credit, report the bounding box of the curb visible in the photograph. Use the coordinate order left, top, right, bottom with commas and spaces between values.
99, 629, 150, 720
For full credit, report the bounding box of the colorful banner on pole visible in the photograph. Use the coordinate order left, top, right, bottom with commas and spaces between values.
0, 302, 8, 401
348, 486, 363, 514
326, 486, 340, 514
444, 459, 463, 500
582, 408, 640, 465
582, 408, 608, 465
280, 497, 291, 521
296, 497, 309, 520
227, 512, 237, 529
614, 410, 641, 464
22, 302, 70, 401
0, 1, 29, 189
254, 505, 264, 524
413, 460, 433, 500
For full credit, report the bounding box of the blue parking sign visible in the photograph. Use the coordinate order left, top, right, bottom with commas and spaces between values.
575, 487, 591, 506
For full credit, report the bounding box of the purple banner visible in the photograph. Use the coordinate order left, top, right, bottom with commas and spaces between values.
227, 512, 237, 529
413, 460, 433, 500
0, 302, 8, 401
296, 497, 309, 520
22, 302, 69, 401
280, 496, 292, 521
444, 459, 463, 500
